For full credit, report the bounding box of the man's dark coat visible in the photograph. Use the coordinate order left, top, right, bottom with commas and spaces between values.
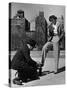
11, 41, 37, 71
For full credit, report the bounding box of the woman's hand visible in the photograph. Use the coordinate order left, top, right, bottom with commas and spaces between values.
52, 36, 59, 42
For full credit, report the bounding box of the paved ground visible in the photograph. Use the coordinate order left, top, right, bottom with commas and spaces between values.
10, 50, 65, 87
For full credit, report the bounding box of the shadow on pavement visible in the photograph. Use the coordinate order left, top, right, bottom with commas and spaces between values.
11, 66, 65, 84
57, 66, 65, 74
41, 66, 65, 76
24, 66, 65, 83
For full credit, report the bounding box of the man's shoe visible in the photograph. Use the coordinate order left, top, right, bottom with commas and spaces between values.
13, 78, 23, 85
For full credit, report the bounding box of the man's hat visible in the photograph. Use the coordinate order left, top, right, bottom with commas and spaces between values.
26, 38, 36, 48
17, 10, 24, 14
49, 15, 57, 22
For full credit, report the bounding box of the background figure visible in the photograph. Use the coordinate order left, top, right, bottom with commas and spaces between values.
35, 11, 47, 50
41, 15, 64, 73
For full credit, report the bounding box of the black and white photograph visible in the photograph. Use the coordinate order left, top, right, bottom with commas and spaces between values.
9, 2, 65, 87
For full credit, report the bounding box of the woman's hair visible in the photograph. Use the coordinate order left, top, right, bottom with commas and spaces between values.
49, 15, 57, 22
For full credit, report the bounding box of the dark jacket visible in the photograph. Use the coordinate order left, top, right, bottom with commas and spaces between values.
48, 23, 64, 42
11, 41, 37, 70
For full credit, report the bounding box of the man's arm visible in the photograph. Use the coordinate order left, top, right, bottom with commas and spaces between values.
23, 44, 38, 68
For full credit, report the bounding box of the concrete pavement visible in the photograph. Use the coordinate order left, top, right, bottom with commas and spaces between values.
10, 50, 65, 87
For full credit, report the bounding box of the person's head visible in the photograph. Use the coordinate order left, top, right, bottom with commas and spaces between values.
49, 15, 57, 25
17, 10, 24, 18
26, 39, 36, 50
39, 11, 44, 18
